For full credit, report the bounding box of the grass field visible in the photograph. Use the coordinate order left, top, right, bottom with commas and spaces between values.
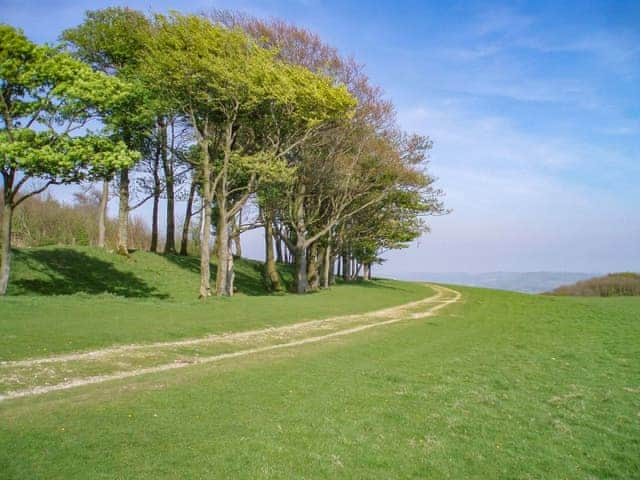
0, 247, 430, 360
1, 270, 639, 478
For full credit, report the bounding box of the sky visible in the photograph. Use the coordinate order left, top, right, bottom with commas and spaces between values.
2, 0, 639, 275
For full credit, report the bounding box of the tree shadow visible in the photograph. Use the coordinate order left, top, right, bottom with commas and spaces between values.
335, 278, 413, 292
162, 254, 294, 296
11, 249, 168, 299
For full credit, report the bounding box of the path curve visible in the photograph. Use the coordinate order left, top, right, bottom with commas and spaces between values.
0, 284, 460, 402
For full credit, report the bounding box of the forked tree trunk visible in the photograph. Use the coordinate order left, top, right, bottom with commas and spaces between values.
180, 179, 197, 256
116, 168, 129, 256
0, 203, 13, 296
264, 213, 282, 292
97, 179, 109, 248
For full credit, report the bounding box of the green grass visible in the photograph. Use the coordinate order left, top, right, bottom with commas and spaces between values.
1, 286, 638, 478
0, 246, 431, 360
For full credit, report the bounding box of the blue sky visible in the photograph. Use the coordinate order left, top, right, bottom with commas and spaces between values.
2, 0, 639, 274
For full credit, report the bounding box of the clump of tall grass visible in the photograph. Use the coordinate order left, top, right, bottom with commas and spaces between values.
547, 272, 640, 297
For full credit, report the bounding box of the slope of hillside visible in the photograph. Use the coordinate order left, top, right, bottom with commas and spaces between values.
0, 246, 432, 360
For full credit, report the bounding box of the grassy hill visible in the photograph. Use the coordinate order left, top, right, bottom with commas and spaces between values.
1, 248, 639, 478
0, 246, 431, 360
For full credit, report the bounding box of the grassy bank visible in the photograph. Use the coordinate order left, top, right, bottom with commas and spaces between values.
0, 246, 431, 360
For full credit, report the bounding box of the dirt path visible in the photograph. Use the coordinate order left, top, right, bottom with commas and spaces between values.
0, 284, 460, 402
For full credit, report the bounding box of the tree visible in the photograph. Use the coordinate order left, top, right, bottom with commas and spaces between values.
143, 13, 354, 298
0, 25, 138, 295
217, 14, 447, 293
62, 7, 153, 255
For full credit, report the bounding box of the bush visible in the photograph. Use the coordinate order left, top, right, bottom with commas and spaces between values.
547, 273, 640, 297
0, 188, 151, 250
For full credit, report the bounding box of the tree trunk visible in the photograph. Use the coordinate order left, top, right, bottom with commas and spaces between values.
362, 263, 370, 281
294, 235, 308, 294
150, 190, 159, 253
232, 210, 242, 257
0, 203, 14, 296
199, 150, 212, 298
180, 178, 196, 256
321, 244, 331, 289
367, 262, 373, 280
116, 168, 129, 256
215, 188, 234, 297
329, 253, 337, 285
264, 213, 282, 292
274, 231, 283, 263
97, 179, 109, 248
149, 140, 161, 253
342, 254, 350, 281
307, 243, 319, 290
162, 121, 176, 254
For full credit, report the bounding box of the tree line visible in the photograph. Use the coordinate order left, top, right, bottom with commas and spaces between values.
0, 7, 446, 297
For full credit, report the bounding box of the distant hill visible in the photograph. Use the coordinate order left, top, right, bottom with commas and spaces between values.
546, 272, 640, 297
396, 271, 598, 294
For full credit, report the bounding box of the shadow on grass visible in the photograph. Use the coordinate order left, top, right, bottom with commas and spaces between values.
334, 278, 413, 292
11, 249, 168, 299
162, 254, 294, 296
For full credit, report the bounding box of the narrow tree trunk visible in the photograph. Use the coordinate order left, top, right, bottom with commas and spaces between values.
215, 211, 232, 296
329, 253, 337, 285
0, 203, 14, 296
180, 178, 197, 256
97, 179, 109, 248
274, 231, 283, 263
150, 191, 159, 253
321, 244, 331, 289
342, 254, 350, 281
367, 263, 373, 280
307, 243, 319, 290
162, 121, 176, 254
362, 263, 370, 281
294, 235, 308, 294
263, 213, 282, 292
353, 261, 363, 280
199, 150, 212, 298
215, 188, 234, 297
116, 168, 129, 256
232, 210, 242, 257
149, 141, 161, 253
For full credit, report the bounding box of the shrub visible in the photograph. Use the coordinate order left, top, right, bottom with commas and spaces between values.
0, 188, 150, 250
547, 273, 640, 297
